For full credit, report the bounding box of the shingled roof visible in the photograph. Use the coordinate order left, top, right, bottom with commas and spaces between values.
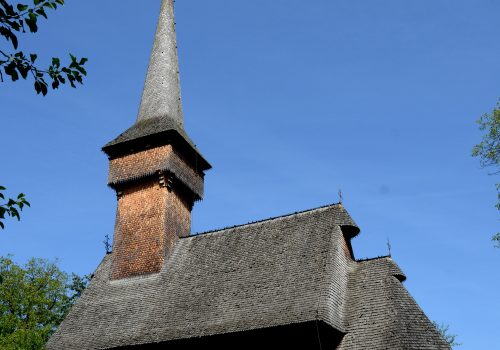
46, 204, 450, 350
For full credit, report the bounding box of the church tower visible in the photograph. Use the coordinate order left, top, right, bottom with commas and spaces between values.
47, 2, 452, 349
102, 0, 211, 280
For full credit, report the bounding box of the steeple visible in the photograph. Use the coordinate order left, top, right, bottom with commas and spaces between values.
137, 0, 183, 127
102, 0, 211, 280
102, 0, 209, 173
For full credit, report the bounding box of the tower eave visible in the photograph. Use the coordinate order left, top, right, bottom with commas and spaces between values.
102, 118, 211, 172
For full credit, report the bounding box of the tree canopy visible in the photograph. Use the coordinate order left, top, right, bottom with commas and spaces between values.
472, 100, 500, 247
0, 256, 89, 349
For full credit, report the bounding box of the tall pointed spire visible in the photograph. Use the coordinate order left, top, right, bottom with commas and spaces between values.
103, 0, 210, 173
137, 0, 183, 127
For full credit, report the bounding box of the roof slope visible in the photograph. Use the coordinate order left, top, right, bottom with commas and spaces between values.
339, 257, 450, 349
46, 204, 450, 350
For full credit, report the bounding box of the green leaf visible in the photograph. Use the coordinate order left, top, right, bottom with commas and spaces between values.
0, 26, 19, 49
35, 7, 47, 19
25, 15, 38, 33
5, 62, 20, 81
40, 80, 48, 95
17, 4, 29, 11
10, 21, 21, 32
10, 207, 19, 220
19, 66, 29, 79
75, 66, 87, 76
75, 73, 82, 84
34, 80, 42, 94
30, 53, 37, 63
0, 186, 6, 191
51, 57, 60, 67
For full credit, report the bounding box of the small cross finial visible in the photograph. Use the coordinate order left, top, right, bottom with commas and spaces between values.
338, 189, 343, 204
386, 238, 392, 257
103, 234, 112, 254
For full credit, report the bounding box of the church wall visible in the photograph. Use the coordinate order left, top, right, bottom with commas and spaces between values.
110, 174, 191, 280
111, 177, 168, 279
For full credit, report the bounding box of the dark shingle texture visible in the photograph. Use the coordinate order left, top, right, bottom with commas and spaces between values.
136, 0, 183, 127
103, 116, 194, 150
339, 258, 450, 349
46, 204, 450, 350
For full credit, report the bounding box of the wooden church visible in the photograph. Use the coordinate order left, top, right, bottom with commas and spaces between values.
47, 1, 451, 349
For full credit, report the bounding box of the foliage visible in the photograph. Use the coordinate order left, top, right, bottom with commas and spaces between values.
0, 186, 30, 230
68, 273, 90, 303
432, 322, 461, 348
0, 256, 89, 349
472, 100, 500, 247
0, 0, 87, 95
472, 102, 500, 173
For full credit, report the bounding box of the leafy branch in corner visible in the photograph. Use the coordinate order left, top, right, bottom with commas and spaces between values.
0, 186, 30, 229
0, 0, 88, 95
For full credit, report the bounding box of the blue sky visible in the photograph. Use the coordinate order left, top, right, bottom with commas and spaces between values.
1, 0, 499, 347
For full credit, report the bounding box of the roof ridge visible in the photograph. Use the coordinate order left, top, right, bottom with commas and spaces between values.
355, 255, 391, 262
189, 202, 343, 238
